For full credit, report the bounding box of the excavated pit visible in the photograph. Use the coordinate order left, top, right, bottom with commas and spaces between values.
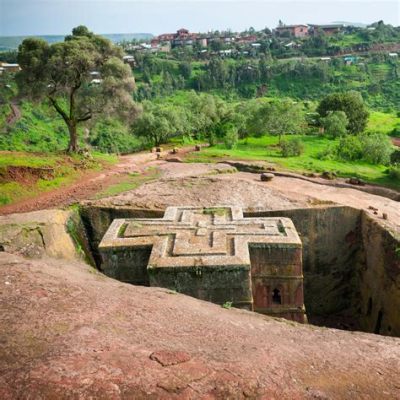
78, 203, 400, 337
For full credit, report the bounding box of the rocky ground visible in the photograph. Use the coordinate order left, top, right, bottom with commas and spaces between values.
1, 150, 400, 398
89, 159, 400, 231
1, 252, 400, 399
2, 150, 399, 233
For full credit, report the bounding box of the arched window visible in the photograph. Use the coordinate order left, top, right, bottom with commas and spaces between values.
272, 288, 282, 304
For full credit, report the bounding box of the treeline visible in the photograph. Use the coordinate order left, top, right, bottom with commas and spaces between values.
134, 90, 371, 147
134, 90, 399, 173
133, 53, 400, 109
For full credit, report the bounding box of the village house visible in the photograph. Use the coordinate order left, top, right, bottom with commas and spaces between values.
236, 35, 258, 44
197, 38, 208, 47
157, 33, 175, 42
275, 25, 309, 38
343, 55, 357, 65
155, 28, 203, 48
122, 55, 136, 66
0, 62, 21, 73
309, 24, 344, 36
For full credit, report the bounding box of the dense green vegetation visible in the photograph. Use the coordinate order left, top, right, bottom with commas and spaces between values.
0, 22, 399, 202
0, 101, 145, 153
133, 54, 400, 109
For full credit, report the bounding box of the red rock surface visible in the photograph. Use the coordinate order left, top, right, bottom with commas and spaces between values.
1, 253, 400, 399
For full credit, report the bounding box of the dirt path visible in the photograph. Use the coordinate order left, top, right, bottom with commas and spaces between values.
5, 102, 21, 125
2, 150, 399, 230
0, 147, 193, 215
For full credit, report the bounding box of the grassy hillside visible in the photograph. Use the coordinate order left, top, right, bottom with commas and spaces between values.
0, 101, 146, 154
186, 134, 400, 190
0, 151, 117, 205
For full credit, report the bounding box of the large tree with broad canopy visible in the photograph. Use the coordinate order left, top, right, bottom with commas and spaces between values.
16, 26, 137, 152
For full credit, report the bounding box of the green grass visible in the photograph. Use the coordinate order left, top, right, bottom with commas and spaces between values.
367, 111, 400, 135
0, 151, 62, 168
186, 135, 399, 190
0, 101, 70, 152
0, 151, 117, 206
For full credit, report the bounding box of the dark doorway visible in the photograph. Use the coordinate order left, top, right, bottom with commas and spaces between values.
272, 288, 282, 304
374, 310, 383, 334
366, 298, 372, 316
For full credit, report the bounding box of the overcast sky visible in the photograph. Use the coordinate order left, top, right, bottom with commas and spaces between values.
1, 0, 399, 36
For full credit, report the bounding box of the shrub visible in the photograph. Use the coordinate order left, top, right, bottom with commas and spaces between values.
281, 138, 304, 157
388, 165, 400, 180
390, 126, 400, 138
317, 145, 337, 160
321, 110, 348, 138
337, 133, 394, 165
361, 134, 393, 165
337, 135, 363, 161
90, 119, 145, 154
224, 127, 239, 149
390, 149, 400, 165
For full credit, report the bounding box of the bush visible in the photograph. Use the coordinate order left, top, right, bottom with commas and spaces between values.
90, 119, 145, 154
317, 145, 337, 160
361, 134, 393, 165
281, 138, 304, 157
321, 110, 348, 138
390, 126, 400, 138
388, 165, 400, 180
224, 127, 239, 149
390, 149, 400, 165
336, 135, 363, 161
337, 133, 394, 165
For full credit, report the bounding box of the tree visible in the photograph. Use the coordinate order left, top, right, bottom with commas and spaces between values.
178, 62, 192, 79
321, 111, 348, 138
16, 26, 137, 152
209, 39, 223, 52
361, 134, 393, 165
317, 91, 369, 134
254, 100, 304, 144
134, 102, 186, 146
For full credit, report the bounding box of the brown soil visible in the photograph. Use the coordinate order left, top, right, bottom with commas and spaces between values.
1, 165, 55, 184
5, 103, 21, 125
1, 252, 399, 399
0, 148, 187, 215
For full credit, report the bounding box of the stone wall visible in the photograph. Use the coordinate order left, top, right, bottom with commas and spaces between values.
79, 203, 400, 336
79, 205, 163, 264
246, 206, 363, 317
149, 265, 253, 309
358, 213, 400, 336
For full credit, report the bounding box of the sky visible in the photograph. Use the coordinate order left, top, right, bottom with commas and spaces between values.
1, 0, 399, 36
